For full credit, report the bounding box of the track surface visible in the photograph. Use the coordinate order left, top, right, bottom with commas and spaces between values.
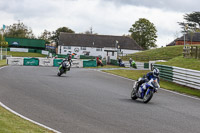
0, 66, 200, 133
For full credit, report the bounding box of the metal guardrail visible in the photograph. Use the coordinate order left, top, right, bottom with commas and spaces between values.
153, 64, 200, 90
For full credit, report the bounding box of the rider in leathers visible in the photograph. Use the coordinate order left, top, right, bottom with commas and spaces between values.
136, 68, 160, 95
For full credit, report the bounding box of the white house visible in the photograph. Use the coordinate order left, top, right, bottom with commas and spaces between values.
58, 33, 142, 60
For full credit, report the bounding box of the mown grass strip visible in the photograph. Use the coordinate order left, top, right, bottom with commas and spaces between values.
7, 51, 47, 57
0, 105, 54, 133
102, 69, 200, 98
121, 45, 184, 61
0, 59, 7, 67
156, 56, 200, 71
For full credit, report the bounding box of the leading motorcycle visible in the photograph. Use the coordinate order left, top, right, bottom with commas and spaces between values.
131, 78, 160, 103
57, 61, 71, 76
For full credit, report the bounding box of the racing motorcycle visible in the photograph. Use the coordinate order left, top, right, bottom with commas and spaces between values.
131, 78, 160, 103
57, 60, 71, 76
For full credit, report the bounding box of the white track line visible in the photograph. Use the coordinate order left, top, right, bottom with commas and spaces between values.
98, 70, 200, 101
0, 66, 61, 133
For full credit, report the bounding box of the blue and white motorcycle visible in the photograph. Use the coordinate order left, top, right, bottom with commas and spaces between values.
131, 78, 160, 103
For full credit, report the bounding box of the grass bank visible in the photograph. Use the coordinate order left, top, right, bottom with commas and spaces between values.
0, 59, 7, 67
0, 106, 54, 133
156, 56, 200, 71
121, 45, 184, 62
102, 69, 200, 98
7, 51, 46, 57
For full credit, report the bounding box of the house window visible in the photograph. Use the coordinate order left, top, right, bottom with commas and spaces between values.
64, 50, 67, 52
81, 47, 86, 50
63, 46, 71, 49
96, 48, 102, 51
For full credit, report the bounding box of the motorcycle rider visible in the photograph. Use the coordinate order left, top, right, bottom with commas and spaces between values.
60, 56, 71, 71
136, 68, 160, 96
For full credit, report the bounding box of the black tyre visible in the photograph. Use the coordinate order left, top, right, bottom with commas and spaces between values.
57, 72, 60, 76
131, 88, 138, 100
57, 68, 64, 76
143, 90, 153, 103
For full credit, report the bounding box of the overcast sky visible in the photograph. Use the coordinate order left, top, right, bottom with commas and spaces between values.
0, 0, 199, 47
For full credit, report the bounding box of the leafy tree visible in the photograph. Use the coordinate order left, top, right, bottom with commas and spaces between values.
51, 27, 75, 46
129, 18, 157, 50
179, 12, 200, 33
4, 21, 35, 39
39, 29, 51, 44
0, 34, 8, 48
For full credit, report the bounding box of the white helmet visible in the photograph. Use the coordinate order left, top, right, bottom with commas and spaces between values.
153, 68, 160, 77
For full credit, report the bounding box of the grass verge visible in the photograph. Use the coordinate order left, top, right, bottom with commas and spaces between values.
0, 60, 7, 67
121, 45, 184, 61
85, 65, 121, 69
102, 69, 200, 98
0, 105, 54, 133
156, 56, 200, 71
7, 51, 46, 57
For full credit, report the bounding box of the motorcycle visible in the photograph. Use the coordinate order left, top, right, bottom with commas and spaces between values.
131, 61, 137, 69
131, 78, 160, 103
57, 61, 71, 76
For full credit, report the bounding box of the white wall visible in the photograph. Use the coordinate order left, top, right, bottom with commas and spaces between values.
119, 49, 141, 56
58, 46, 117, 59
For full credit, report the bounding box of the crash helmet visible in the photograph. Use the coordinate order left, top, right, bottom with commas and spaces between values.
153, 68, 160, 77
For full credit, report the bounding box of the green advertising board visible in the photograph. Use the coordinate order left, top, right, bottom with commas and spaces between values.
83, 60, 97, 67
24, 58, 39, 66
53, 59, 63, 67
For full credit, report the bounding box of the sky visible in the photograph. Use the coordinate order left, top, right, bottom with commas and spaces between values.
0, 0, 199, 47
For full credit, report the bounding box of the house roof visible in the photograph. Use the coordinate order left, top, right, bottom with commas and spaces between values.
166, 32, 200, 46
59, 33, 143, 50
177, 32, 200, 42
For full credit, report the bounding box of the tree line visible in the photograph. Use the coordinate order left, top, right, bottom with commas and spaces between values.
1, 11, 200, 49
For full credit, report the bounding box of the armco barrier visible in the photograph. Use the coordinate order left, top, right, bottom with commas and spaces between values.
24, 58, 39, 66
153, 64, 200, 90
7, 57, 24, 66
39, 58, 53, 66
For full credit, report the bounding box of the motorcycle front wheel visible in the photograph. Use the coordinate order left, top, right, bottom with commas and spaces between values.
131, 88, 138, 100
143, 90, 153, 103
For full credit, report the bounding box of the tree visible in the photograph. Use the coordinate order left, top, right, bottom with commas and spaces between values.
4, 21, 35, 39
0, 34, 8, 48
129, 18, 157, 50
39, 29, 52, 44
51, 27, 75, 46
179, 12, 200, 32
178, 12, 200, 45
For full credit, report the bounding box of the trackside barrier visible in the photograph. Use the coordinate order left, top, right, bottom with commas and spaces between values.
39, 58, 53, 66
71, 60, 83, 68
153, 64, 200, 90
53, 59, 63, 67
7, 57, 24, 66
24, 58, 39, 66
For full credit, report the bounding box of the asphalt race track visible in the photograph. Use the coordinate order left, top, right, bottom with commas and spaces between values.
0, 66, 200, 133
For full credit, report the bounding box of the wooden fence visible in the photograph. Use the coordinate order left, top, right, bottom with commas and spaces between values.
183, 46, 200, 59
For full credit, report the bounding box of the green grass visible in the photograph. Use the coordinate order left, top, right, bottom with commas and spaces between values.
0, 106, 54, 133
0, 59, 7, 67
103, 69, 200, 98
7, 51, 46, 57
86, 65, 121, 69
121, 45, 184, 61
156, 56, 200, 71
